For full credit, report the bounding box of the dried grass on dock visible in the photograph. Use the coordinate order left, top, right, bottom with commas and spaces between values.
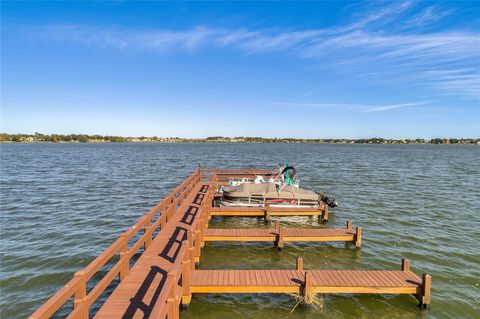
289, 291, 325, 313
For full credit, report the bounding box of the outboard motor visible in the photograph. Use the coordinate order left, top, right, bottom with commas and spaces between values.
317, 192, 338, 208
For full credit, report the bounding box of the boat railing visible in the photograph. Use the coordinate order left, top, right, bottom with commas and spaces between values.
29, 169, 202, 319
199, 169, 275, 186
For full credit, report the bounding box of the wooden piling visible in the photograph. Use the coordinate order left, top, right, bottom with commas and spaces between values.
296, 257, 304, 272
401, 259, 410, 272
277, 225, 284, 250
355, 226, 362, 248
420, 274, 432, 309
303, 271, 312, 299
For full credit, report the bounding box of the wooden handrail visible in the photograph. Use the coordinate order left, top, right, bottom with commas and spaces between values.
29, 169, 200, 319
149, 243, 189, 319
150, 184, 213, 319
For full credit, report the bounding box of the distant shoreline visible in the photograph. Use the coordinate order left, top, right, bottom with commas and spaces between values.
1, 133, 478, 144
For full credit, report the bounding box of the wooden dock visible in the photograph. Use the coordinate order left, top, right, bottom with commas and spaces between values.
29, 169, 431, 319
190, 259, 427, 296
203, 220, 361, 248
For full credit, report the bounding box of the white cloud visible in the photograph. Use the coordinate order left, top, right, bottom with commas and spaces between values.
362, 102, 427, 112
28, 2, 480, 98
405, 6, 453, 27
275, 101, 428, 112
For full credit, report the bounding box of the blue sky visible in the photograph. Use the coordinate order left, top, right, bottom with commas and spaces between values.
1, 1, 479, 138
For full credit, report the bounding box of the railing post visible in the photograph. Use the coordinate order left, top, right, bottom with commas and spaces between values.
199, 215, 205, 248
204, 193, 212, 226
145, 219, 152, 249
119, 232, 129, 281
73, 271, 88, 319
167, 270, 178, 319
187, 230, 195, 270
201, 196, 208, 228
168, 205, 175, 221
167, 297, 176, 319
194, 230, 201, 264
213, 174, 218, 190
181, 242, 192, 307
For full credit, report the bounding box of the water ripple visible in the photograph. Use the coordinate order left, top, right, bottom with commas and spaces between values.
1, 143, 479, 318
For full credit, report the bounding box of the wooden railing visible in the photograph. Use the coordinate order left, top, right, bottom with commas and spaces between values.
29, 170, 202, 319
149, 186, 215, 319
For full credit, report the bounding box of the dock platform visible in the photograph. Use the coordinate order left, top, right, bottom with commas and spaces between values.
190, 262, 427, 296
29, 169, 431, 319
204, 220, 361, 248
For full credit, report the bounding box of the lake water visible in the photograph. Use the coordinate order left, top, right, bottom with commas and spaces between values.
1, 143, 479, 318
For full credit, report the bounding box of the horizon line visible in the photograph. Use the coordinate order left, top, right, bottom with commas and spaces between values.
1, 133, 478, 141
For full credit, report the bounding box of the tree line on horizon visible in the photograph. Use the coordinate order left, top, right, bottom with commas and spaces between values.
0, 133, 478, 144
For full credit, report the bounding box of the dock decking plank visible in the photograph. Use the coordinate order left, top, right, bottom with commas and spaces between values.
190, 269, 423, 294
203, 226, 357, 247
